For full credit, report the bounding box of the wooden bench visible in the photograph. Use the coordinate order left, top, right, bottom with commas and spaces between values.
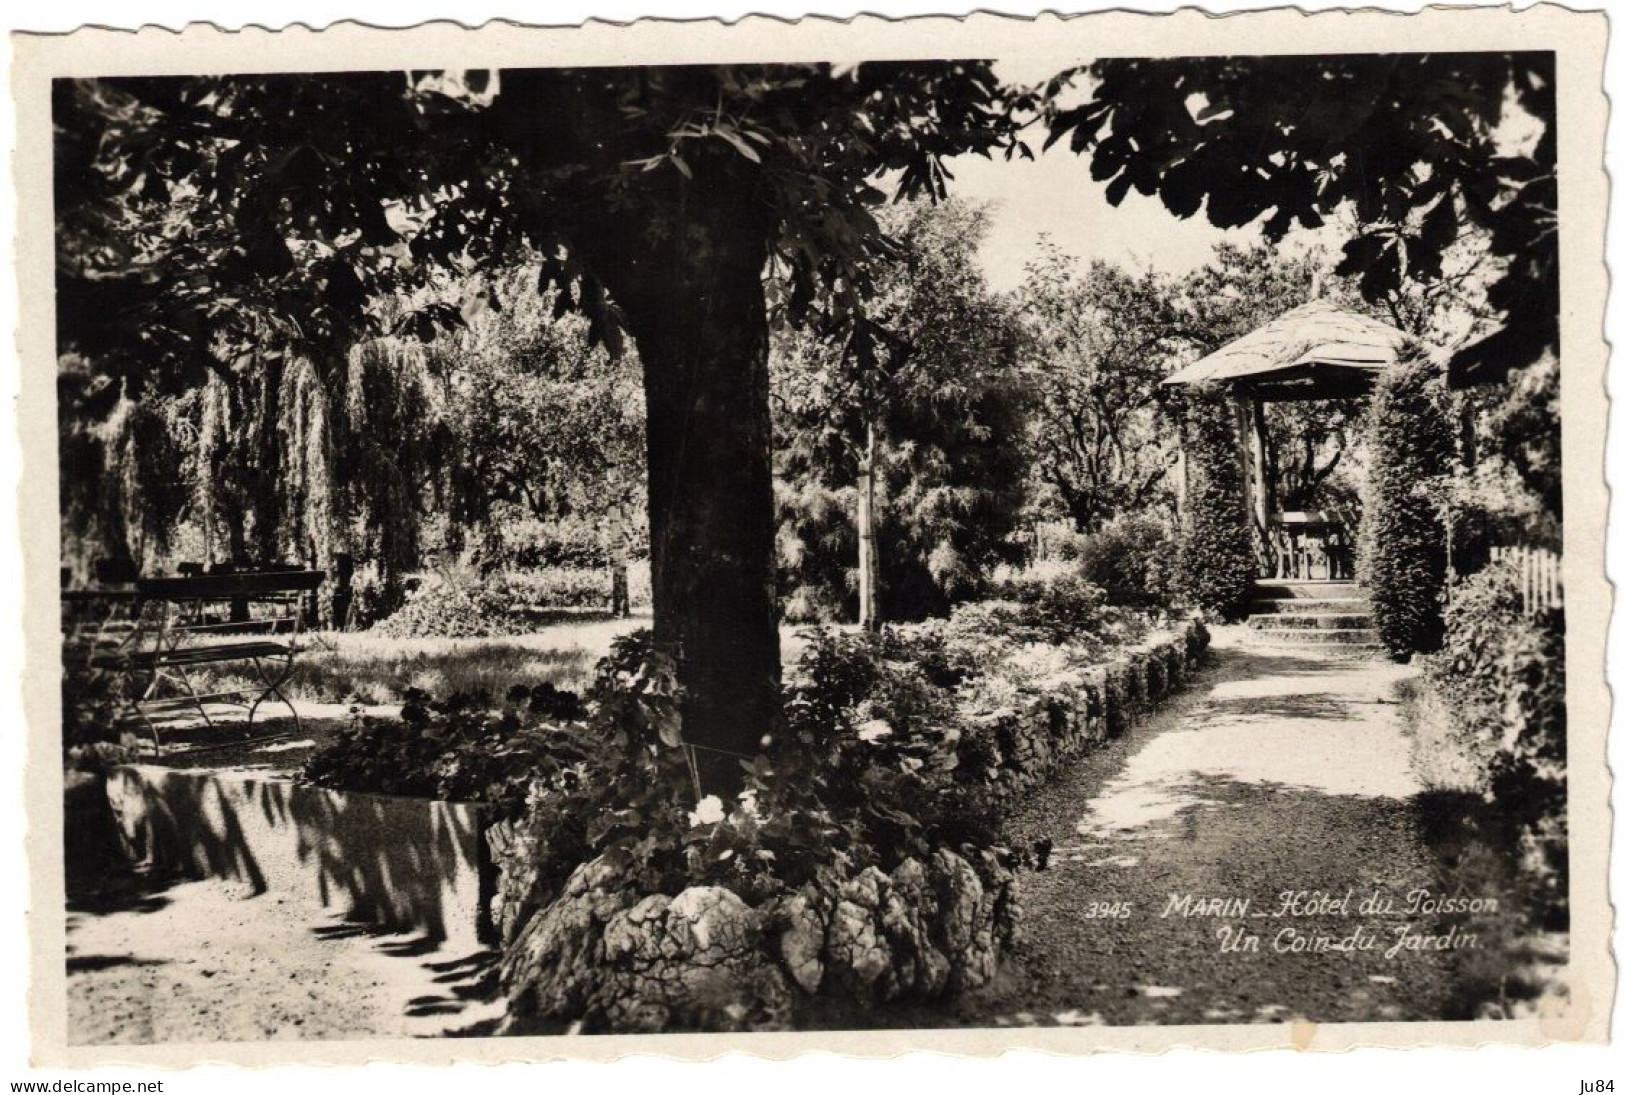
81, 569, 324, 753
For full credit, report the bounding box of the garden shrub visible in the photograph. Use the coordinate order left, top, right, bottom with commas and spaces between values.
1173, 386, 1256, 620
472, 513, 625, 571
918, 567, 1150, 682
346, 558, 406, 629
302, 682, 588, 820
497, 567, 616, 611
1419, 560, 1567, 924
1067, 514, 1174, 609
372, 570, 530, 638
988, 564, 1109, 640
372, 563, 645, 639
781, 627, 1003, 853
1362, 354, 1454, 656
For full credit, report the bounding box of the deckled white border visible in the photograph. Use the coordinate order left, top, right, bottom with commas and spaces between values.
9, 3, 1613, 1066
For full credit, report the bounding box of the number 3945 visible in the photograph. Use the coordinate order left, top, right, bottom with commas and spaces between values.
1080, 901, 1133, 919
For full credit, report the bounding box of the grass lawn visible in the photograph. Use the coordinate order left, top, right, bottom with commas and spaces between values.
282, 615, 837, 706
151, 615, 840, 770
186, 614, 650, 707
174, 612, 848, 727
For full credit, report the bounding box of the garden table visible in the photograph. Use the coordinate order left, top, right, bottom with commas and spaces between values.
77, 569, 324, 753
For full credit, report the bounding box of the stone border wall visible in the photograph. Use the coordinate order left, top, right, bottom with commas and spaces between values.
497, 616, 1211, 1033
970, 616, 1211, 805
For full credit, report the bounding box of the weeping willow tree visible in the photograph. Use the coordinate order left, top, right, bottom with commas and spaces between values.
58, 364, 193, 578
194, 362, 281, 568
191, 329, 454, 625
63, 332, 443, 624
331, 336, 452, 622
60, 268, 645, 628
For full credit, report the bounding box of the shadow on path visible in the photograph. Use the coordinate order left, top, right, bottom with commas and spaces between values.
925, 637, 1517, 1028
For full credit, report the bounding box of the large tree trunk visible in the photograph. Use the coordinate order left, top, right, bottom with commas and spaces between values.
494, 69, 783, 798
856, 419, 881, 631
581, 183, 781, 798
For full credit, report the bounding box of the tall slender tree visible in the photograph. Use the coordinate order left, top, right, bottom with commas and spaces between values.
774, 200, 1029, 625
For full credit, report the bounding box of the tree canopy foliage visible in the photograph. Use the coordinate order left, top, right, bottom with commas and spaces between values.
56, 63, 1035, 384
1015, 241, 1188, 532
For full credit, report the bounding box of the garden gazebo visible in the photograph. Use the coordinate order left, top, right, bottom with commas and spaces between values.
1163, 299, 1410, 580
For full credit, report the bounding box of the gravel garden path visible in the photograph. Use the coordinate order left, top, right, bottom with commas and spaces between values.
955, 627, 1502, 1028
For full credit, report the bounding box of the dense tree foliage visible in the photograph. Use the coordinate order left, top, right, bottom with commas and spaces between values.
426, 277, 646, 572
1014, 243, 1187, 532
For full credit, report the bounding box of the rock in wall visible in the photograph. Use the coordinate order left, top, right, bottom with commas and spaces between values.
502, 847, 1017, 1033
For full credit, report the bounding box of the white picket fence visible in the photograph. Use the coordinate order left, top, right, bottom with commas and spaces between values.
1489, 544, 1564, 616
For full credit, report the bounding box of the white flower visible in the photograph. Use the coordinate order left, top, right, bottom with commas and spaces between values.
736, 789, 762, 819
688, 794, 725, 827
856, 719, 893, 742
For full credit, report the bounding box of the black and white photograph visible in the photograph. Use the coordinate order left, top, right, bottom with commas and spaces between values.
15, 5, 1612, 1062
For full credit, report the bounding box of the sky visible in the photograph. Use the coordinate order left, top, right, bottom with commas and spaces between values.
946, 54, 1356, 294
945, 148, 1271, 292
943, 54, 1543, 298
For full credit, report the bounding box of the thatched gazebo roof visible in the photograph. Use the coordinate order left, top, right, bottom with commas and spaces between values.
1162, 300, 1409, 402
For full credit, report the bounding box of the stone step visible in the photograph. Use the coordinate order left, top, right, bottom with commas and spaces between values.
1250, 642, 1390, 660
1247, 627, 1381, 646
1250, 612, 1372, 631
1252, 580, 1362, 600
1250, 597, 1370, 615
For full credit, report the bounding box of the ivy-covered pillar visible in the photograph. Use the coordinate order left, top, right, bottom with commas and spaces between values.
1232, 392, 1256, 544
1362, 354, 1455, 655
1173, 384, 1260, 621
